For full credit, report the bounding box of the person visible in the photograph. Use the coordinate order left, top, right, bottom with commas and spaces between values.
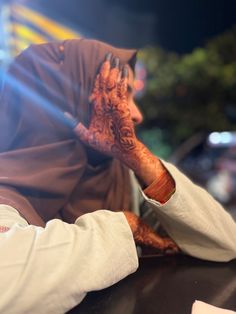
0, 39, 235, 314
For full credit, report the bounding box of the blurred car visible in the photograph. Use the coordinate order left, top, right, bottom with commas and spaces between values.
170, 131, 236, 210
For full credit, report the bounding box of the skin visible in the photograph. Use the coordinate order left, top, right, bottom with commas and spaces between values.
75, 56, 168, 187
0, 226, 10, 233
123, 211, 178, 254
74, 54, 179, 254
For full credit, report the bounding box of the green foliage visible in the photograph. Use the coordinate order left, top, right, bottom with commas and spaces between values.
137, 27, 236, 150
138, 127, 172, 159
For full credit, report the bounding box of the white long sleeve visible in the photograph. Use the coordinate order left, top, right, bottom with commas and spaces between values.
141, 161, 236, 262
0, 205, 138, 314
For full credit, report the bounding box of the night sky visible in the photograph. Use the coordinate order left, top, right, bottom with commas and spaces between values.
30, 0, 236, 53
145, 0, 236, 53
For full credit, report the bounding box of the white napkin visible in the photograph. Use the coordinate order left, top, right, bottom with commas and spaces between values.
192, 301, 236, 314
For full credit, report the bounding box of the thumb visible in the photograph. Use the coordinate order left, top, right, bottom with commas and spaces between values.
74, 122, 91, 144
63, 111, 90, 144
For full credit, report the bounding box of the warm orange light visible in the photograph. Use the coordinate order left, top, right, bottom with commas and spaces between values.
134, 79, 144, 91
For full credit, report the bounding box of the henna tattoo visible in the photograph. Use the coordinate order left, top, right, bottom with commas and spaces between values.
107, 58, 120, 90
74, 54, 172, 188
75, 56, 137, 157
123, 211, 179, 254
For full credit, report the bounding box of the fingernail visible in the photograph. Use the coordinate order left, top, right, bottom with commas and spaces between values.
166, 249, 174, 255
114, 57, 120, 68
64, 112, 79, 129
105, 52, 112, 61
123, 66, 128, 77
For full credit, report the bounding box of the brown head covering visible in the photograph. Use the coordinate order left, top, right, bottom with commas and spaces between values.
0, 39, 137, 226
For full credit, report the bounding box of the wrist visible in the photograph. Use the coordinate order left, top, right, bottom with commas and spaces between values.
120, 141, 167, 187
144, 170, 176, 203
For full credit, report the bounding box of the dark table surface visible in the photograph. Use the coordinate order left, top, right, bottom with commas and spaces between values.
68, 255, 236, 314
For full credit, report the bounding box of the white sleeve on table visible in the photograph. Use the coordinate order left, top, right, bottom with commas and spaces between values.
0, 205, 138, 314
141, 161, 236, 262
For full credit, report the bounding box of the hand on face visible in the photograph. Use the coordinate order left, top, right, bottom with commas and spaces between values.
73, 53, 140, 161
72, 53, 166, 188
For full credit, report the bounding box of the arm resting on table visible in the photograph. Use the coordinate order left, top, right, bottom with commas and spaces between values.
0, 205, 138, 314
141, 161, 236, 262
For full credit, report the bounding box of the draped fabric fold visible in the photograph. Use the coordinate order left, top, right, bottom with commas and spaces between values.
0, 39, 137, 226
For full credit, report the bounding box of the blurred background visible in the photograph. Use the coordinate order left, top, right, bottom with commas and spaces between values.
0, 0, 236, 212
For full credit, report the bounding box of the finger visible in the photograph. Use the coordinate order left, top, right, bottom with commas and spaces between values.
74, 123, 91, 144
74, 123, 101, 149
159, 238, 180, 254
63, 112, 79, 129
164, 246, 180, 255
107, 57, 120, 90
118, 66, 129, 99
167, 241, 180, 254
99, 52, 112, 88
90, 53, 112, 103
89, 73, 100, 103
74, 123, 113, 154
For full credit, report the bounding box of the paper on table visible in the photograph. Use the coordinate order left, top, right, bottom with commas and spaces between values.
192, 301, 236, 314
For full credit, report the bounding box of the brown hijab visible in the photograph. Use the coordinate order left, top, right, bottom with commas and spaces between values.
0, 39, 137, 226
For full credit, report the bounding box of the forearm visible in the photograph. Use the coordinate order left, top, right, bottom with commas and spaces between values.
0, 207, 138, 313
122, 141, 175, 203
122, 141, 166, 187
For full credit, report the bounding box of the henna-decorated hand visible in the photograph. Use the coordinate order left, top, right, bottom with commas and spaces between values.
74, 53, 139, 160
71, 53, 174, 188
123, 211, 180, 255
